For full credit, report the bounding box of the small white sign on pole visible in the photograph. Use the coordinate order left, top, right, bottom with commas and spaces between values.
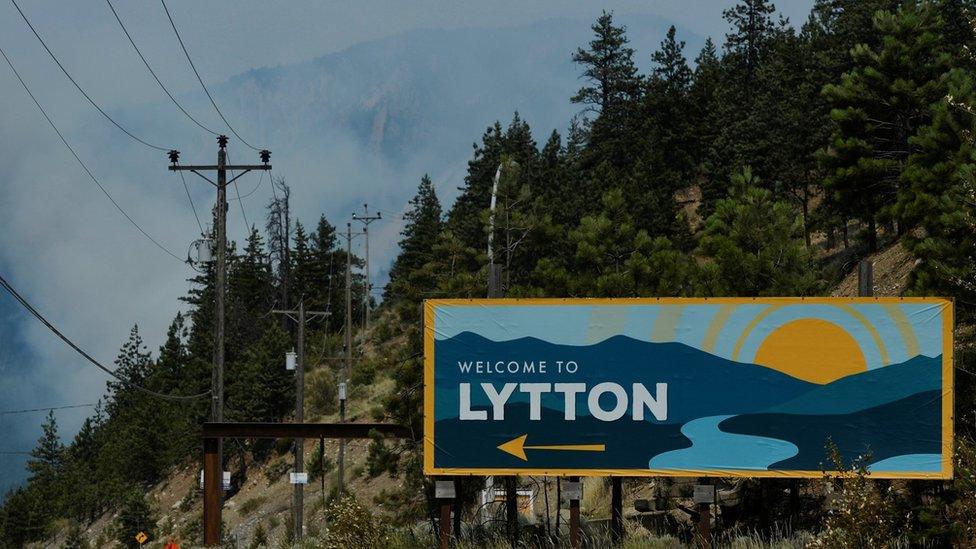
290, 472, 309, 485
339, 382, 347, 401
199, 470, 232, 491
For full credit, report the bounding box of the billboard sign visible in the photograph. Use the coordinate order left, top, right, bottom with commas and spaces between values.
423, 298, 953, 478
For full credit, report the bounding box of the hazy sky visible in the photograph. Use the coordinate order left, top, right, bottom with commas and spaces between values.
0, 0, 813, 496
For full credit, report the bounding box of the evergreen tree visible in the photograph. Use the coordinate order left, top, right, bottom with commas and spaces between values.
112, 491, 155, 549
898, 68, 976, 303
643, 25, 695, 195
27, 411, 63, 483
821, 1, 949, 251
386, 175, 442, 305
572, 11, 643, 169
722, 0, 780, 86
697, 167, 818, 295
291, 221, 312, 303
571, 11, 641, 116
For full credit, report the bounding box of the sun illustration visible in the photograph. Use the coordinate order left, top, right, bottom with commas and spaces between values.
754, 318, 867, 384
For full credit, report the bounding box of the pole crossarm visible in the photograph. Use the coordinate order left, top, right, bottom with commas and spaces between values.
170, 164, 270, 187
271, 309, 329, 322
170, 164, 272, 171
201, 421, 411, 439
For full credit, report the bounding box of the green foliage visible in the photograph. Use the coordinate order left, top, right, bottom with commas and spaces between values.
697, 167, 818, 296
306, 447, 334, 482
821, 1, 950, 251
306, 367, 338, 416
811, 442, 905, 548
110, 491, 155, 549
318, 496, 392, 549
238, 496, 267, 517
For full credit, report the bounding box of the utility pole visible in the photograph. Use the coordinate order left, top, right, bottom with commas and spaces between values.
271, 300, 327, 541
351, 204, 381, 330
339, 222, 353, 496
168, 137, 270, 546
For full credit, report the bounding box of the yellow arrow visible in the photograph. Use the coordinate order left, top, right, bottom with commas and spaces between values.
497, 434, 606, 461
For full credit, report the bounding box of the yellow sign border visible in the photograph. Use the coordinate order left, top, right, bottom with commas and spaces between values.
423, 297, 954, 479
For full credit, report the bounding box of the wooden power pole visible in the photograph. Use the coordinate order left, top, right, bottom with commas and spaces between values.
271, 300, 327, 541
351, 204, 380, 330
338, 223, 354, 496
168, 136, 270, 547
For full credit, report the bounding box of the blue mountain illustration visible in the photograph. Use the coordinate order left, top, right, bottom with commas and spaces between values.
762, 355, 941, 415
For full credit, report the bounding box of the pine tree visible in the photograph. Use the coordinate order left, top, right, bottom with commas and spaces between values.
572, 11, 643, 170
722, 0, 780, 87
697, 167, 818, 295
386, 175, 442, 305
291, 221, 312, 304
820, 1, 950, 251
112, 490, 155, 549
536, 189, 691, 297
898, 68, 976, 302
27, 411, 63, 483
643, 25, 695, 195
703, 0, 785, 211
571, 11, 641, 115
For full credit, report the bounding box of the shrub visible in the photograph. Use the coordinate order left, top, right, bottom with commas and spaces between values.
320, 496, 391, 548
306, 448, 335, 481
111, 491, 155, 549
307, 369, 338, 416
264, 460, 291, 486
238, 496, 267, 517
811, 442, 906, 548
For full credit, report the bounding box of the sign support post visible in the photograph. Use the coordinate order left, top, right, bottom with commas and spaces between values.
610, 477, 623, 544
694, 483, 714, 548
436, 480, 455, 549
567, 477, 581, 549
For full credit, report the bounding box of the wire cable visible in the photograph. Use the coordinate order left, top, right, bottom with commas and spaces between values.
160, 0, 261, 151
178, 170, 205, 235
230, 170, 265, 202
226, 152, 250, 229
104, 0, 219, 136
0, 45, 184, 262
9, 0, 170, 151
0, 403, 95, 415
0, 271, 210, 402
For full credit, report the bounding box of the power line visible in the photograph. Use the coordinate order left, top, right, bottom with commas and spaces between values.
104, 0, 219, 136
160, 0, 261, 151
230, 170, 265, 202
178, 169, 205, 235
0, 404, 95, 416
0, 45, 184, 262
226, 152, 250, 230
0, 270, 210, 402
9, 0, 171, 151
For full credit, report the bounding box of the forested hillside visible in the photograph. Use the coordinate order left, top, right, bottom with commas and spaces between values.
5, 0, 976, 547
